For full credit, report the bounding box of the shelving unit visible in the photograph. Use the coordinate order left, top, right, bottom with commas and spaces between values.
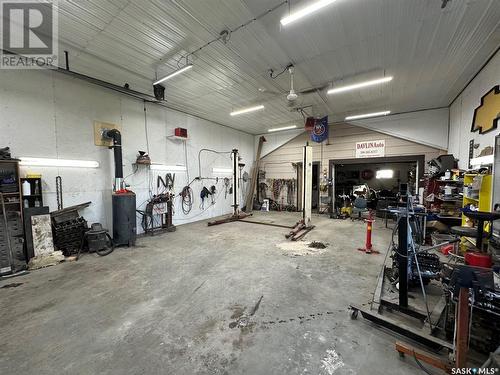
20, 177, 43, 209
0, 159, 25, 275
462, 174, 492, 226
0, 160, 22, 216
425, 177, 463, 221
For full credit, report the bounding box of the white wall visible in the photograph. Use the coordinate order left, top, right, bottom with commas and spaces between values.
255, 128, 305, 158
349, 108, 449, 150
449, 51, 500, 168
257, 107, 449, 157
0, 70, 254, 232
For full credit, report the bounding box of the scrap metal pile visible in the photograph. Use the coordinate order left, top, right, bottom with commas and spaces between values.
441, 265, 500, 353
51, 203, 90, 256
389, 250, 441, 285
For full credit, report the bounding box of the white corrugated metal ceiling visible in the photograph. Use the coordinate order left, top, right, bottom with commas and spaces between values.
55, 0, 500, 134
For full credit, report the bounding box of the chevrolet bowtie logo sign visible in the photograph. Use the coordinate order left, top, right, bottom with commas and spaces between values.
471, 85, 500, 134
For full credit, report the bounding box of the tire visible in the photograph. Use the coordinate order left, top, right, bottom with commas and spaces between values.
96, 233, 115, 256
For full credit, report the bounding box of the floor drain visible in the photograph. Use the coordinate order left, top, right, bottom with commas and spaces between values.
308, 241, 327, 249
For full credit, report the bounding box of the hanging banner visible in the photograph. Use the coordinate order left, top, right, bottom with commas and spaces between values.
355, 140, 385, 158
310, 116, 328, 143
304, 116, 315, 131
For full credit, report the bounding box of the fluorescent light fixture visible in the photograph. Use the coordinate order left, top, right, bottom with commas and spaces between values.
327, 76, 393, 95
280, 0, 339, 26
213, 167, 233, 174
153, 64, 193, 85
345, 111, 391, 120
268, 125, 297, 132
470, 155, 494, 167
376, 169, 394, 179
19, 157, 99, 168
150, 164, 187, 171
230, 105, 264, 116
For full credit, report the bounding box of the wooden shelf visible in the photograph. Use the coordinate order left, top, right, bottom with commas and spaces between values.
166, 135, 188, 141
1, 192, 20, 196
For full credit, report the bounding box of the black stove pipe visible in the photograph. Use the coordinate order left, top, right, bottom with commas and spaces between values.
103, 129, 123, 190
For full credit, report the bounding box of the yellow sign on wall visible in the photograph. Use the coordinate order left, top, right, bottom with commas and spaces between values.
471, 85, 500, 134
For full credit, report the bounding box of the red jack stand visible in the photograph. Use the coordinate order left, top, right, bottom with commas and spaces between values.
358, 212, 379, 254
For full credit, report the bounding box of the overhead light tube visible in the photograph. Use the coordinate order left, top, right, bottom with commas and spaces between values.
268, 125, 297, 132
153, 64, 193, 85
19, 157, 99, 168
327, 76, 393, 95
280, 0, 339, 26
150, 164, 187, 171
345, 111, 391, 120
470, 155, 494, 167
230, 105, 265, 116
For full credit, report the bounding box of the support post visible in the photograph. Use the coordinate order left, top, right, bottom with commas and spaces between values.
398, 214, 409, 308
302, 144, 312, 226
232, 149, 239, 215
455, 287, 470, 368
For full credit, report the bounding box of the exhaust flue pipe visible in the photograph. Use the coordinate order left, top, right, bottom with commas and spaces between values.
102, 129, 123, 191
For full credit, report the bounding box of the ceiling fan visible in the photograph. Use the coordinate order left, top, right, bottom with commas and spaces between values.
286, 65, 298, 104
262, 64, 330, 112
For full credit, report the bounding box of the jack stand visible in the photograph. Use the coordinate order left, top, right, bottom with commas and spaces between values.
358, 211, 379, 254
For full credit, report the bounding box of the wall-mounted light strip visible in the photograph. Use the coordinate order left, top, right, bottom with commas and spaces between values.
268, 125, 297, 132
345, 111, 391, 121
150, 164, 187, 171
153, 64, 193, 85
327, 76, 393, 95
230, 105, 264, 116
213, 167, 233, 174
19, 157, 99, 168
280, 0, 339, 26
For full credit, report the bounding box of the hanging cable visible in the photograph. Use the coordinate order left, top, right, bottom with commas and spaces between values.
180, 185, 193, 215
174, 1, 288, 66
197, 148, 232, 178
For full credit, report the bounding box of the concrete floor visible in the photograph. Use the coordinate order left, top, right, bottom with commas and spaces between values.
0, 212, 427, 375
